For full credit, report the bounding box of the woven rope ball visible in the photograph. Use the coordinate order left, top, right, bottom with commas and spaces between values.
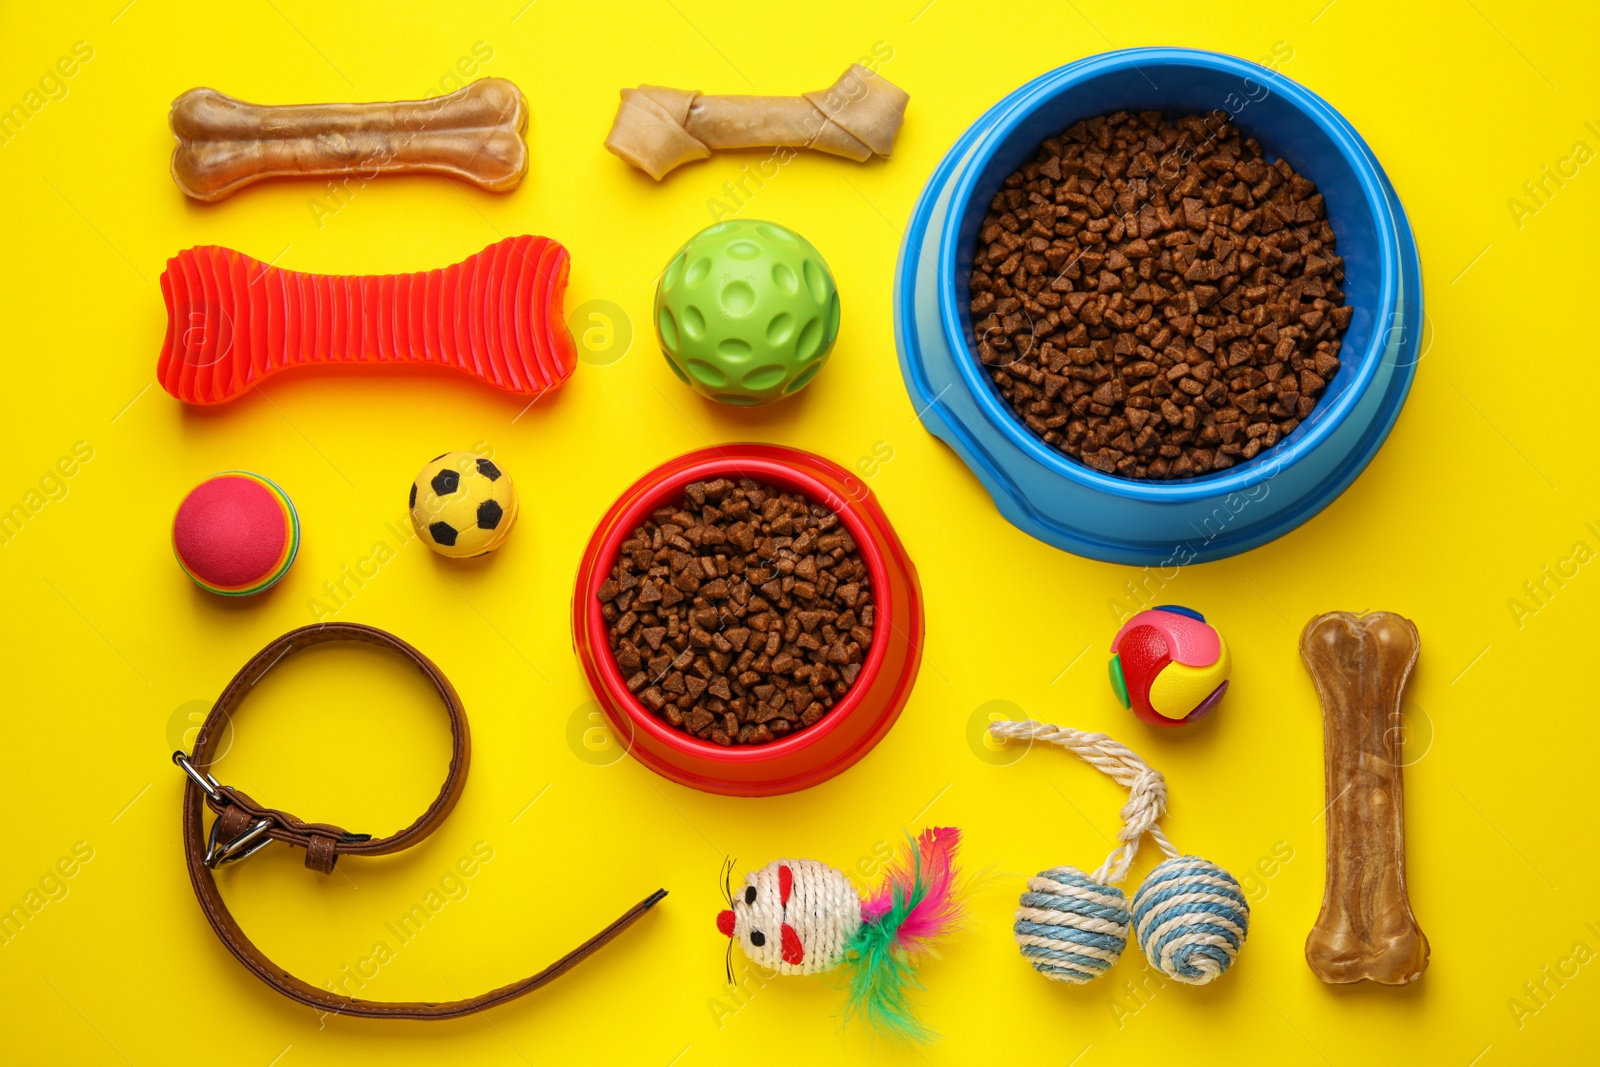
1130, 855, 1249, 984
1014, 866, 1129, 984
989, 719, 1249, 988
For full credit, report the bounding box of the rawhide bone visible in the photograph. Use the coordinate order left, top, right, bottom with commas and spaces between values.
1301, 611, 1430, 985
604, 64, 909, 180
158, 237, 576, 405
169, 78, 528, 201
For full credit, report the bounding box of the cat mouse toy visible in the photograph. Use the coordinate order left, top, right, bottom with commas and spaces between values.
715, 827, 963, 1042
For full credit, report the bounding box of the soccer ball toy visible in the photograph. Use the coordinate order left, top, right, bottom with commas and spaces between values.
1109, 606, 1230, 727
408, 452, 518, 558
654, 219, 840, 406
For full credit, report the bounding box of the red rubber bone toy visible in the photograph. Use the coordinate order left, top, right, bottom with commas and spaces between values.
158, 236, 576, 405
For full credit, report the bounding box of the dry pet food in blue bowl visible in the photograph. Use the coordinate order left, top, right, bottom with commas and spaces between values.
895, 48, 1421, 565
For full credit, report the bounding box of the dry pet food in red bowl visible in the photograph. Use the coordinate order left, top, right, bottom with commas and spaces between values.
572, 445, 923, 796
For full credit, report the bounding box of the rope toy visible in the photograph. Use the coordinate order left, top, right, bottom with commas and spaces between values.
989, 720, 1249, 986
715, 827, 963, 1042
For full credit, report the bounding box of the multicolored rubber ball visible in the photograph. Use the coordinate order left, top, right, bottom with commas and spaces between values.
1108, 606, 1230, 727
172, 471, 299, 596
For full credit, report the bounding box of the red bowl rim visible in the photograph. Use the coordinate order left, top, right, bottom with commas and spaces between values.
576, 445, 898, 765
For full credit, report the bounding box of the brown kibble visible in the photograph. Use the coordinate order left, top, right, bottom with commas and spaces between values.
970, 109, 1350, 480
599, 479, 871, 747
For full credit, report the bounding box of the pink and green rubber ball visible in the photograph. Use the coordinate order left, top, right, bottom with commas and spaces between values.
1109, 606, 1230, 727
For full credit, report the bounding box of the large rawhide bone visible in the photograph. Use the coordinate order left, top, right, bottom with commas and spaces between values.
1301, 611, 1430, 985
604, 64, 909, 180
170, 78, 528, 202
157, 237, 576, 404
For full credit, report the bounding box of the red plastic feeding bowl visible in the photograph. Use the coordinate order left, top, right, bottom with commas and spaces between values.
572, 444, 924, 797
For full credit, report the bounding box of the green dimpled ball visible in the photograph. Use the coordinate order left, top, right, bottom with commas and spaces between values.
654, 220, 840, 406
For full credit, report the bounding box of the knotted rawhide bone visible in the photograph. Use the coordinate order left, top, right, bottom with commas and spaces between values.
158, 236, 576, 405
1302, 611, 1430, 985
604, 64, 909, 180
169, 78, 528, 201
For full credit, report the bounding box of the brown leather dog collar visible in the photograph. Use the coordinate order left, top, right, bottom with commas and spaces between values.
173, 621, 666, 1020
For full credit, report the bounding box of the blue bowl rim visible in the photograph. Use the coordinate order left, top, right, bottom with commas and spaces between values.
933, 46, 1402, 503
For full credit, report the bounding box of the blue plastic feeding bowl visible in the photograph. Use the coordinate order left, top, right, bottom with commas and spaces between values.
895, 48, 1422, 565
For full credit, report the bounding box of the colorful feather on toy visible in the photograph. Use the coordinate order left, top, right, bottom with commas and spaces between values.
715, 827, 964, 1043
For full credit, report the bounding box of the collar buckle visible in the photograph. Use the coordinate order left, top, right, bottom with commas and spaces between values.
174, 750, 275, 868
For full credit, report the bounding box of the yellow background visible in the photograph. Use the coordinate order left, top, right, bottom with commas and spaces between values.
2, 1, 1596, 1063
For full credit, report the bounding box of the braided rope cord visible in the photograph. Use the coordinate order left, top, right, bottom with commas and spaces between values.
987, 720, 1180, 885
